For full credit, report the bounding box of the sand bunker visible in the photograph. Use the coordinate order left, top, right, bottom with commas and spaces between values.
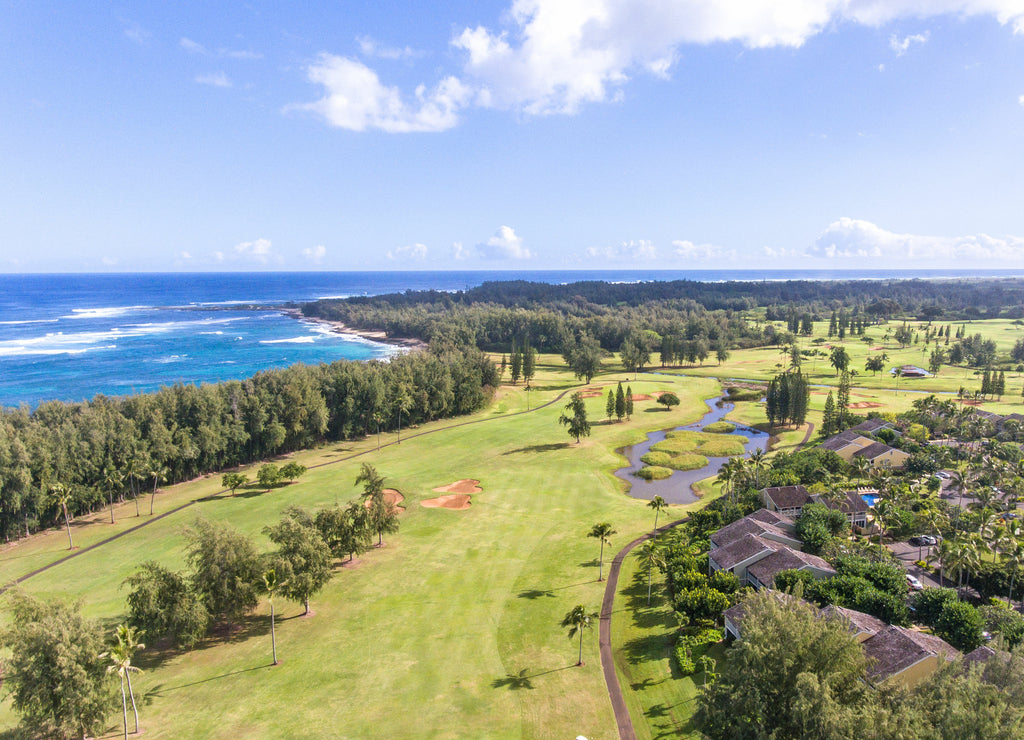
848, 402, 883, 409
630, 394, 653, 401
421, 494, 472, 510
364, 488, 405, 511
433, 479, 482, 494
578, 390, 605, 398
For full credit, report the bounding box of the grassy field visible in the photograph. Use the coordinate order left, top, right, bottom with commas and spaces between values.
0, 364, 725, 739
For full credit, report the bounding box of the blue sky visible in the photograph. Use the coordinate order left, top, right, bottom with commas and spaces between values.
3, 1, 1024, 272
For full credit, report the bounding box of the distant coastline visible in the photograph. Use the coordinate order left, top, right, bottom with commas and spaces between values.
280, 307, 427, 352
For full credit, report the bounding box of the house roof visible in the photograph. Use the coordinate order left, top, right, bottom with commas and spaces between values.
964, 645, 997, 667
710, 515, 796, 549
710, 533, 777, 571
862, 626, 958, 682
723, 591, 796, 634
747, 548, 836, 586
851, 441, 903, 461
820, 604, 886, 638
849, 418, 892, 434
763, 485, 811, 511
747, 508, 795, 528
818, 430, 867, 452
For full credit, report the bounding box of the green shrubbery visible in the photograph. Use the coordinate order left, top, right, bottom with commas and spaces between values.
636, 466, 673, 480
702, 421, 736, 434
674, 627, 722, 675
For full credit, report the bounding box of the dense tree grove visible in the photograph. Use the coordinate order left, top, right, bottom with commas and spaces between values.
0, 346, 497, 542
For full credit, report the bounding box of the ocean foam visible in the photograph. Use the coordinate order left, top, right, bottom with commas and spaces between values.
259, 336, 316, 344
63, 306, 149, 320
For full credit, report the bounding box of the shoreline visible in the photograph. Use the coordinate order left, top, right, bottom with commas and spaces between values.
281, 308, 428, 352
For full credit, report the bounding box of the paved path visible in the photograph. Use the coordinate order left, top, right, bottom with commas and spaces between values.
599, 517, 688, 740
798, 421, 815, 447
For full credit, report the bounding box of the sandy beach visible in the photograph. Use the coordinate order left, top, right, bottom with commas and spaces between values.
281, 307, 428, 351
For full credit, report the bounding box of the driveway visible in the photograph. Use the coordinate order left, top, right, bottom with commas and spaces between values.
888, 539, 944, 590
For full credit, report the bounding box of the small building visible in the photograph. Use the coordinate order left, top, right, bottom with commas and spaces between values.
746, 548, 836, 590
861, 626, 958, 689
849, 418, 894, 436
891, 365, 931, 378
817, 431, 909, 470
820, 604, 887, 643
761, 485, 870, 528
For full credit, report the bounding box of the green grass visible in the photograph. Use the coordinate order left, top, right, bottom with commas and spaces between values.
0, 366, 723, 739
636, 465, 674, 480
654, 431, 747, 458
702, 421, 736, 434
611, 550, 723, 739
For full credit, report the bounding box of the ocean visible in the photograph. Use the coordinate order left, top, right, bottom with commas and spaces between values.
2, 269, 1022, 409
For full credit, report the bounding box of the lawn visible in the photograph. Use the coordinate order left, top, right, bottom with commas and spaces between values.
0, 364, 722, 739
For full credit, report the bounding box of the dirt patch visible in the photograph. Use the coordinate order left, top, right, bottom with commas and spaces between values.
433, 479, 482, 494
578, 390, 605, 398
364, 488, 406, 511
871, 346, 884, 350
630, 394, 653, 402
963, 399, 983, 406
421, 494, 472, 510
848, 402, 883, 409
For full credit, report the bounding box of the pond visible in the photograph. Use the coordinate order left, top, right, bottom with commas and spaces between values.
614, 395, 770, 505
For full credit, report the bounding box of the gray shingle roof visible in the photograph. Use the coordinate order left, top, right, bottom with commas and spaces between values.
763, 485, 811, 511
710, 534, 777, 571
862, 626, 958, 682
820, 604, 886, 638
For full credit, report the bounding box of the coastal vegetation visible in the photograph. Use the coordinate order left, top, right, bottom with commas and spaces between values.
0, 345, 496, 542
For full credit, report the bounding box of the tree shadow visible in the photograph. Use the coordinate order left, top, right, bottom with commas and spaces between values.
517, 588, 555, 599
491, 665, 574, 690
502, 442, 569, 455
146, 663, 270, 697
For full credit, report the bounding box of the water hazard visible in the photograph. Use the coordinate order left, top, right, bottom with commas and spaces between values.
615, 395, 769, 505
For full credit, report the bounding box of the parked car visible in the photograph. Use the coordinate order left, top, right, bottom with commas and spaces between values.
906, 574, 924, 591
910, 535, 937, 546
936, 471, 951, 479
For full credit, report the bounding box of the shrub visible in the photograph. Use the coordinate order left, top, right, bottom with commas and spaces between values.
666, 453, 709, 471
640, 451, 672, 466
703, 421, 737, 434
674, 627, 723, 675
636, 465, 673, 480
935, 599, 985, 652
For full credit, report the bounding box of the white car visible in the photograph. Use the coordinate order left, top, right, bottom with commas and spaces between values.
906, 574, 924, 591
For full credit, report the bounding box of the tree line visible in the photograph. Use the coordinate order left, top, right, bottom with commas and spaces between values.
0, 346, 497, 542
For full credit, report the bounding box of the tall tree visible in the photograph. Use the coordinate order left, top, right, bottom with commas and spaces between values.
635, 539, 666, 606
648, 495, 667, 535
104, 466, 123, 524
625, 386, 634, 419
561, 604, 598, 666
829, 346, 850, 376
49, 482, 74, 550
521, 344, 536, 388
148, 464, 168, 516
510, 344, 522, 385
264, 507, 334, 615
104, 624, 145, 740
186, 517, 262, 627
822, 391, 837, 437
587, 522, 616, 581
559, 392, 592, 444
262, 568, 282, 665
1, 593, 116, 740
568, 334, 602, 383
606, 388, 616, 421
615, 382, 626, 422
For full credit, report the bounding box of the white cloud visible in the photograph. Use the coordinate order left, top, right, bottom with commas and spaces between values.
889, 31, 929, 56
294, 1, 1024, 132
1019, 93, 1024, 105
291, 54, 470, 132
222, 48, 262, 60
810, 217, 1024, 264
452, 241, 469, 260
233, 238, 276, 264
180, 37, 208, 55
303, 245, 326, 262
672, 239, 736, 261
585, 239, 657, 261
101, 256, 118, 266
762, 246, 804, 259
477, 226, 531, 260
179, 251, 193, 261
387, 243, 429, 261
196, 72, 232, 88
213, 251, 225, 262
122, 21, 150, 46
358, 36, 422, 60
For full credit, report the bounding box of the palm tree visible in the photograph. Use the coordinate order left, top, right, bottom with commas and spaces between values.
869, 497, 896, 559
648, 496, 667, 536
124, 458, 142, 516
928, 539, 954, 588
748, 448, 767, 489
635, 540, 666, 606
1002, 537, 1024, 606
104, 624, 145, 738
263, 568, 283, 665
947, 537, 981, 599
372, 410, 385, 451
950, 463, 970, 527
716, 461, 735, 504
393, 390, 413, 444
148, 465, 168, 516
103, 466, 123, 524
588, 523, 616, 582
561, 604, 598, 666
849, 455, 871, 484
49, 482, 74, 550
